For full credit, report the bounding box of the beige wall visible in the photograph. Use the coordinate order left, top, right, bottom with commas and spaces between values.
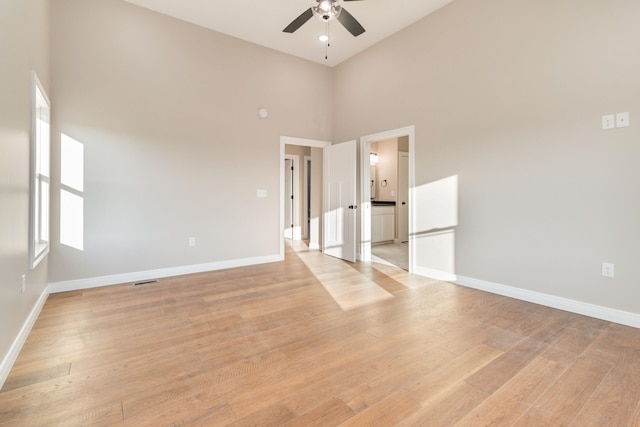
0, 0, 50, 381
48, 0, 333, 283
334, 0, 640, 313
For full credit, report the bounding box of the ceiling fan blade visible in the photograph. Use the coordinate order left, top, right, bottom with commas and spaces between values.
283, 8, 314, 33
337, 8, 366, 37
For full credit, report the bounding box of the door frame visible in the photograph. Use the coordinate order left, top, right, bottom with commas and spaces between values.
303, 155, 312, 241
279, 136, 331, 259
359, 125, 415, 271
283, 154, 299, 240
397, 151, 409, 243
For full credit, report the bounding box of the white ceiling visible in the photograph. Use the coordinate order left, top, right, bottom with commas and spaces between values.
121, 0, 455, 67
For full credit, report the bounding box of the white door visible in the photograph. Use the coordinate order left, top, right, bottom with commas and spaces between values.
398, 151, 409, 243
323, 140, 357, 262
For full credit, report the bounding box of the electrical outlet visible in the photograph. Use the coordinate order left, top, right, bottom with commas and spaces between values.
602, 114, 615, 130
21, 274, 26, 294
602, 262, 614, 278
188, 237, 196, 247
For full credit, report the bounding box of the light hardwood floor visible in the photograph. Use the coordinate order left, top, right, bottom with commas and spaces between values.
1, 241, 639, 426
371, 242, 408, 271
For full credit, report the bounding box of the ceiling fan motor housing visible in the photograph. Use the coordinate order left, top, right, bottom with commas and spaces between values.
313, 0, 342, 21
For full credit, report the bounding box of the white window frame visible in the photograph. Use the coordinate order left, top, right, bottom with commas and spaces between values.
29, 71, 51, 269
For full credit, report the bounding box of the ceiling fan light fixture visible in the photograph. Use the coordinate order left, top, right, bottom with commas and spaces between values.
312, 0, 341, 22
319, 0, 331, 12
319, 34, 329, 42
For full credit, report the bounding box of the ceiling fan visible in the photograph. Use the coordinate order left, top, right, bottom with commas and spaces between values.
283, 0, 367, 37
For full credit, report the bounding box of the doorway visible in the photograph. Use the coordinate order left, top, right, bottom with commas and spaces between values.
279, 136, 331, 259
279, 130, 414, 269
360, 126, 415, 272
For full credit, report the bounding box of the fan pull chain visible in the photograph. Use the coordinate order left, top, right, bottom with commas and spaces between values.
325, 21, 330, 60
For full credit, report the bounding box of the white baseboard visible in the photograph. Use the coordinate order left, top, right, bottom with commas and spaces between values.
412, 265, 457, 282
0, 287, 49, 390
48, 254, 283, 294
455, 275, 640, 329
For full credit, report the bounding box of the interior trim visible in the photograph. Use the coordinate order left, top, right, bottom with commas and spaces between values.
412, 266, 457, 282
455, 275, 640, 329
0, 287, 49, 390
279, 136, 331, 260
48, 254, 282, 294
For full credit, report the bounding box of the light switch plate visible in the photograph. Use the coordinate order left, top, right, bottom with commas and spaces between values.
616, 112, 629, 128
602, 114, 615, 130
257, 189, 267, 198
602, 262, 615, 278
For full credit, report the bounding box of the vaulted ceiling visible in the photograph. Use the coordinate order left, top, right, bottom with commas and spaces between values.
121, 0, 454, 67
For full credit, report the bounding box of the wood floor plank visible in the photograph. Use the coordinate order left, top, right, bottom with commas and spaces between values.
2, 242, 639, 426
226, 403, 296, 427
0, 361, 71, 392
337, 390, 421, 427
121, 351, 290, 422
123, 386, 233, 426
401, 381, 489, 426
221, 331, 384, 418
338, 346, 454, 413
511, 354, 613, 426
455, 355, 567, 426
63, 401, 124, 427
464, 336, 549, 394
177, 400, 237, 427
569, 347, 640, 426
407, 344, 502, 406
282, 334, 435, 417
283, 398, 355, 426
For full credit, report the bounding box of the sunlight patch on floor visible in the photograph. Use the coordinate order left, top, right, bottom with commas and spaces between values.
369, 260, 442, 290
371, 242, 408, 271
292, 245, 394, 310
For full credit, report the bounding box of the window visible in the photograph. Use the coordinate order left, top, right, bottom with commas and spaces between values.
29, 71, 50, 269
